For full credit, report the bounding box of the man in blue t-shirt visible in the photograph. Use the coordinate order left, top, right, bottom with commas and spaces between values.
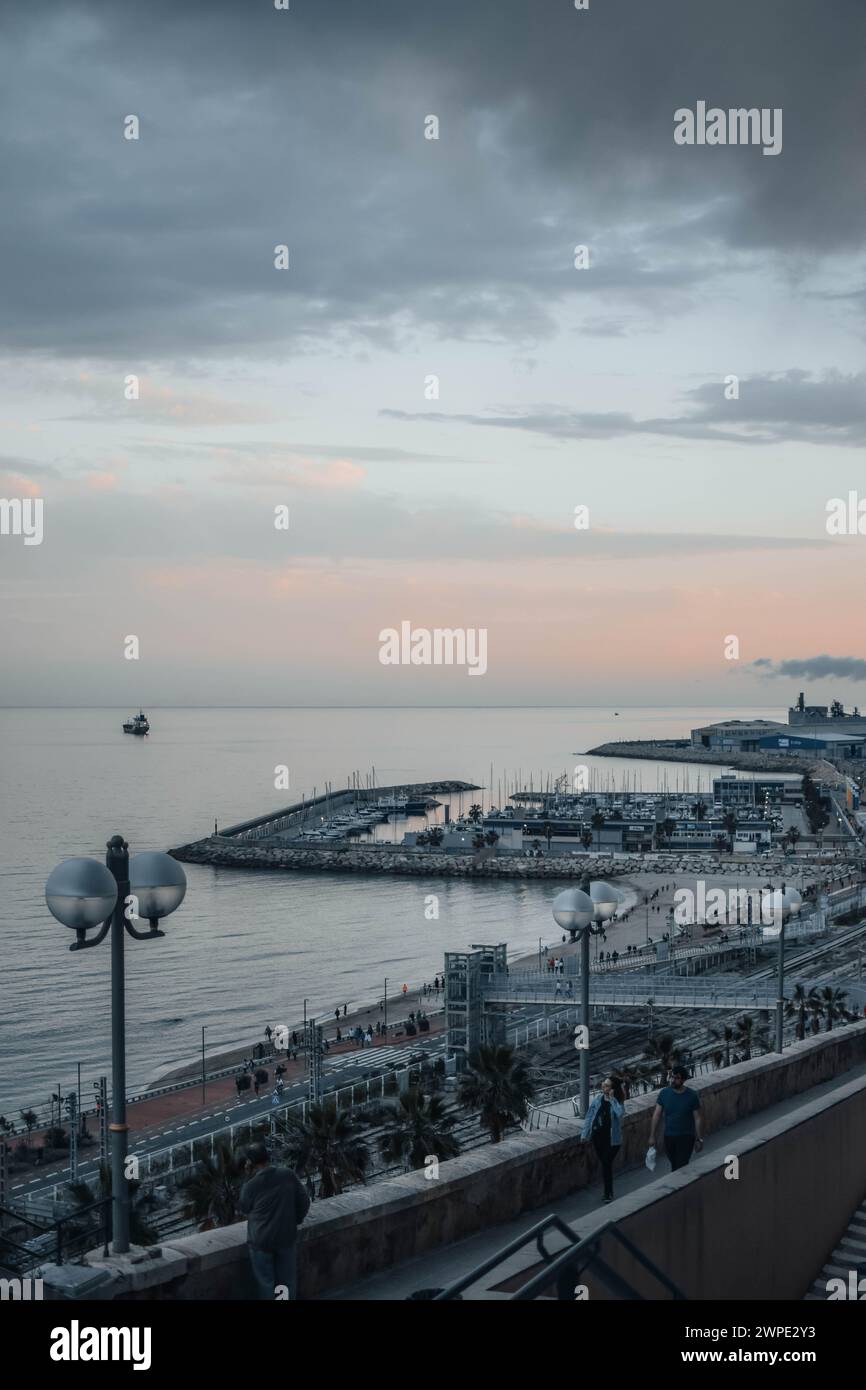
649, 1065, 703, 1171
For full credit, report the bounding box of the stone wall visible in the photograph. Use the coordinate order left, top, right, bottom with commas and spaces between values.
169, 835, 820, 883
67, 1022, 866, 1301
575, 1071, 866, 1300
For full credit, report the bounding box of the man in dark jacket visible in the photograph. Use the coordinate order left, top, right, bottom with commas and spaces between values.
239, 1143, 310, 1300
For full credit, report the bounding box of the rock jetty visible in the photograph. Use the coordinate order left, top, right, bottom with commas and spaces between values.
169, 837, 812, 883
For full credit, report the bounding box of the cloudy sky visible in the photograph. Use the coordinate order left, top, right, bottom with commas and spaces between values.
1, 0, 864, 707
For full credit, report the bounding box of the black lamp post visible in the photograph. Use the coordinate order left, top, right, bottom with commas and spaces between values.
45, 836, 186, 1254
552, 877, 620, 1116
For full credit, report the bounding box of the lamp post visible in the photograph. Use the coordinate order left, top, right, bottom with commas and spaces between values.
45, 837, 186, 1254
552, 878, 620, 1116
201, 1025, 208, 1105
764, 880, 801, 1053
383, 978, 388, 1035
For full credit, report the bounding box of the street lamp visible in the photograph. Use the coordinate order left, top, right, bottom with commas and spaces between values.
762, 881, 802, 1052
552, 878, 617, 1117
45, 836, 186, 1254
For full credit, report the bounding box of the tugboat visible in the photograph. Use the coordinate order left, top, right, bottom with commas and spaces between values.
122, 710, 150, 736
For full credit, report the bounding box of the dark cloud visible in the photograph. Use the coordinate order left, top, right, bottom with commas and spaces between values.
750, 656, 866, 682
0, 1, 863, 360
383, 371, 866, 447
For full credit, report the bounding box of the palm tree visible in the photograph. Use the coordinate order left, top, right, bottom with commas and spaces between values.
281, 1101, 370, 1197
379, 1089, 460, 1171
806, 987, 824, 1036
458, 1045, 535, 1142
694, 799, 708, 822
734, 1015, 755, 1060
709, 1023, 734, 1067
611, 1067, 638, 1100
19, 1109, 38, 1146
591, 811, 605, 852
428, 825, 444, 848
69, 1164, 157, 1247
785, 984, 808, 1040
472, 833, 486, 853
542, 822, 554, 851
483, 829, 500, 849
580, 828, 593, 852
468, 804, 483, 825
787, 826, 801, 853
713, 834, 728, 853
654, 817, 675, 850
180, 1139, 247, 1229
819, 986, 848, 1032
723, 812, 738, 849
643, 1033, 678, 1085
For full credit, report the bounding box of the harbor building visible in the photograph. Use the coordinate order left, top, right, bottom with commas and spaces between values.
712, 774, 794, 806
691, 719, 865, 760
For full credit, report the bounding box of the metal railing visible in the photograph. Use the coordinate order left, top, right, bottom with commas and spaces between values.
431, 1213, 685, 1301
0, 1195, 110, 1275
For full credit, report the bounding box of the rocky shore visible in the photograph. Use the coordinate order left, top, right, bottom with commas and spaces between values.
169, 836, 814, 883
586, 740, 813, 774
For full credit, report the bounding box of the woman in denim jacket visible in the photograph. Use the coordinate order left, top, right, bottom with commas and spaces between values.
580, 1076, 625, 1203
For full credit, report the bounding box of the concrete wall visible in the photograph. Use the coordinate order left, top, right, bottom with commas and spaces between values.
72, 1022, 866, 1301
573, 1071, 866, 1301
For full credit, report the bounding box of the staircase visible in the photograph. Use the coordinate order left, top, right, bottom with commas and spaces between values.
804, 1197, 866, 1299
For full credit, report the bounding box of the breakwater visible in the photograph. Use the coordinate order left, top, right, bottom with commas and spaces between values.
587, 740, 812, 774
168, 836, 811, 882
169, 837, 626, 878
217, 779, 479, 841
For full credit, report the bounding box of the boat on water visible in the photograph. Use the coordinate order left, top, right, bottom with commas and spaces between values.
122, 710, 150, 736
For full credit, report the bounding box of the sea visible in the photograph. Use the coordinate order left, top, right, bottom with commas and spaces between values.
0, 704, 787, 1115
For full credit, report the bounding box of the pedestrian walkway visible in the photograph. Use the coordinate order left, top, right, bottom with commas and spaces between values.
324, 1058, 866, 1300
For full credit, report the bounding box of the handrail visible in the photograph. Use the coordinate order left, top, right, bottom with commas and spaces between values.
432, 1214, 581, 1299
432, 1214, 685, 1301
511, 1220, 686, 1301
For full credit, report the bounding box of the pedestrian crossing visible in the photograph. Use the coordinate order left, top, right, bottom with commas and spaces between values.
323, 1042, 427, 1077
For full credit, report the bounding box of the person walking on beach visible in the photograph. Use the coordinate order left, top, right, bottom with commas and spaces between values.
649, 1065, 703, 1171
581, 1077, 625, 1203
239, 1143, 310, 1300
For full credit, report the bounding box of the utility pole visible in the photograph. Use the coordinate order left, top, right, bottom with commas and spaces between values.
66, 1092, 78, 1183
775, 881, 786, 1053
305, 1019, 323, 1104
94, 1076, 108, 1170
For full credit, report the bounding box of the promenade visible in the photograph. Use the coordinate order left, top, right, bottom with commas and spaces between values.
326, 1057, 866, 1300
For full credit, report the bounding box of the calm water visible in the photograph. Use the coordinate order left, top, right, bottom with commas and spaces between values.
0, 705, 783, 1114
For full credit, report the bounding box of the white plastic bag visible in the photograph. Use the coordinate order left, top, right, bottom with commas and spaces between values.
645, 1145, 657, 1172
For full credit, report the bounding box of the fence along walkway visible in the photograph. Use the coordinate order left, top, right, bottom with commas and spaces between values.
483, 972, 804, 1011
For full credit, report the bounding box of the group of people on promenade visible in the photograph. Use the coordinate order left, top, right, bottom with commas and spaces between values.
580, 1066, 703, 1203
